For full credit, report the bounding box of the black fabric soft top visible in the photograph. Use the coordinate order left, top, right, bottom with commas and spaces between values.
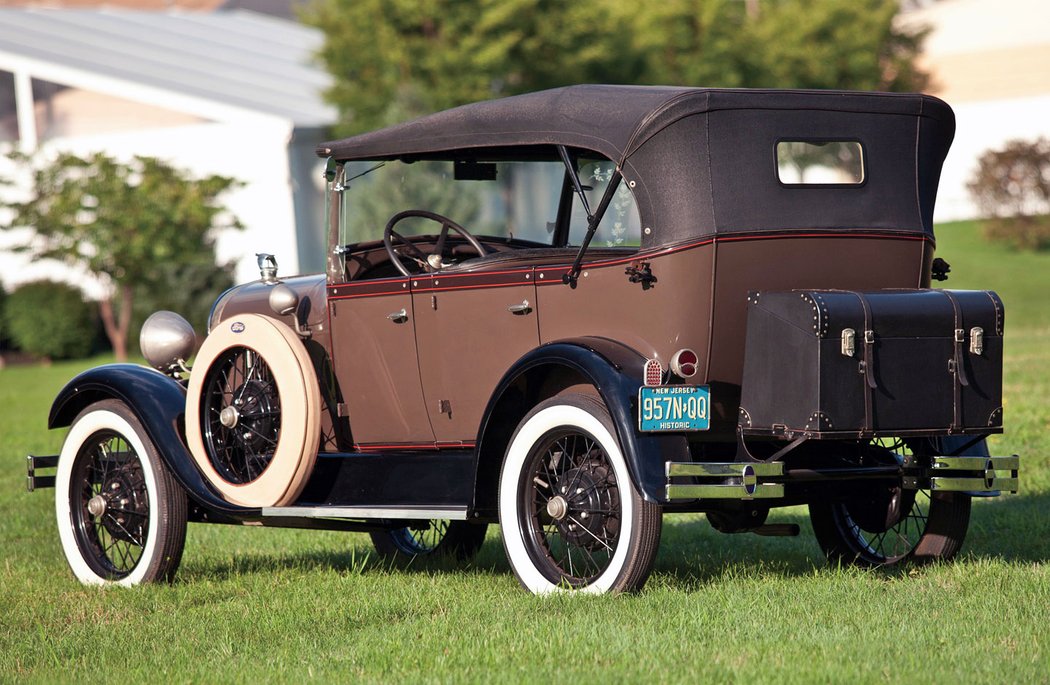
319, 85, 956, 243
318, 85, 952, 165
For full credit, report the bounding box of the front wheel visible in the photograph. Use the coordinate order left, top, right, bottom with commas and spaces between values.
498, 394, 662, 594
370, 520, 488, 561
54, 400, 187, 585
809, 439, 971, 567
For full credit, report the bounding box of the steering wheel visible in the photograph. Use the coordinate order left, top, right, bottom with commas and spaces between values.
383, 210, 489, 277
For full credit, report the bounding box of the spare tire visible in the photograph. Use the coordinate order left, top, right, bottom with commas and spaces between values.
185, 313, 320, 507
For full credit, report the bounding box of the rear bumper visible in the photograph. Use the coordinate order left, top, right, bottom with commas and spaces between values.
26, 454, 58, 492
665, 461, 784, 500
664, 453, 1019, 502
903, 454, 1019, 494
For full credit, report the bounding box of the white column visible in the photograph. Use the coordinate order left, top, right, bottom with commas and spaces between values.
13, 69, 36, 151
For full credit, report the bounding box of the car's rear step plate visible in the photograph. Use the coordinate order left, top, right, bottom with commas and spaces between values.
261, 505, 468, 520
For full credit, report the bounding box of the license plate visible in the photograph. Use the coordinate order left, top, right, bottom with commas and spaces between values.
638, 385, 710, 432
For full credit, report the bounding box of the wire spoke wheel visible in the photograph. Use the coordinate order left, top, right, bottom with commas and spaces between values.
56, 400, 187, 585
840, 488, 930, 563
499, 394, 661, 594
399, 520, 451, 553
810, 438, 971, 567
370, 520, 488, 561
70, 430, 150, 579
522, 429, 622, 586
201, 346, 281, 484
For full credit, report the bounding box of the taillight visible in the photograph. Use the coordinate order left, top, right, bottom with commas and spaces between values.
644, 358, 663, 387
670, 349, 699, 378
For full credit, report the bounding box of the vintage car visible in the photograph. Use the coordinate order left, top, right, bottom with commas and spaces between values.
27, 85, 1019, 593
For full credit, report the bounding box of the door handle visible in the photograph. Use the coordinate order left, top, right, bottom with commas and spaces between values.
387, 308, 408, 323
507, 300, 532, 315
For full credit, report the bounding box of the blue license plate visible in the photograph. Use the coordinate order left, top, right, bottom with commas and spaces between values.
638, 385, 710, 432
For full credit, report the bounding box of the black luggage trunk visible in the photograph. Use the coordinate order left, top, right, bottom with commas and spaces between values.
738, 289, 1003, 438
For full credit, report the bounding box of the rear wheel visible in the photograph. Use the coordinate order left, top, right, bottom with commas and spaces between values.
499, 394, 661, 594
370, 520, 487, 560
809, 438, 971, 566
55, 400, 187, 585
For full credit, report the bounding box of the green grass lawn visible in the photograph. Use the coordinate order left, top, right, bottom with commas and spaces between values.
2, 221, 1048, 683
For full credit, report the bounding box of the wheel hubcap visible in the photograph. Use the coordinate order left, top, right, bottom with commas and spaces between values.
546, 495, 568, 520
87, 494, 107, 517
219, 405, 239, 428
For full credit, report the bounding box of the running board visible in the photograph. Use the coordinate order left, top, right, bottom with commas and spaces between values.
665, 462, 785, 501
260, 505, 469, 521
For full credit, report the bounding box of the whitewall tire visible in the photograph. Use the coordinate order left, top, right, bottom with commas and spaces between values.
185, 313, 321, 507
55, 400, 187, 586
498, 394, 662, 594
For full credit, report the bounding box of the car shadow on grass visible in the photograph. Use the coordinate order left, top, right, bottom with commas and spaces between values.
964, 491, 1050, 563
180, 532, 514, 583
648, 511, 826, 589
182, 514, 825, 587
180, 493, 1049, 587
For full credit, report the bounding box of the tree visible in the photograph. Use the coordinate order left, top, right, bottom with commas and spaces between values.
732, 0, 928, 92
1, 152, 241, 360
303, 0, 643, 135
967, 137, 1050, 250
626, 0, 753, 89
304, 0, 928, 136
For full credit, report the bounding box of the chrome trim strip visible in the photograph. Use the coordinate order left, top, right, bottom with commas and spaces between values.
932, 455, 1019, 471
665, 483, 785, 500
666, 462, 784, 477
261, 506, 469, 520
930, 476, 1018, 493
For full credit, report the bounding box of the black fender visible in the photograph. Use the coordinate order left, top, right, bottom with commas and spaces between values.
474, 338, 689, 508
49, 364, 256, 517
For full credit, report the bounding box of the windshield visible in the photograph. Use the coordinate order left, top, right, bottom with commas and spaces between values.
336, 157, 640, 249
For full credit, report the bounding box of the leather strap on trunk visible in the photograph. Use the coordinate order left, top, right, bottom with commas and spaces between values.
943, 290, 970, 431
855, 292, 878, 432
826, 289, 879, 434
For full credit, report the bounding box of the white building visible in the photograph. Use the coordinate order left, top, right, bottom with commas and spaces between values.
901, 0, 1050, 221
0, 7, 336, 295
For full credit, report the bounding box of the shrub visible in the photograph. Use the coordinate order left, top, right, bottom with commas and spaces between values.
967, 137, 1050, 250
3, 281, 97, 361
0, 282, 9, 352
131, 260, 236, 346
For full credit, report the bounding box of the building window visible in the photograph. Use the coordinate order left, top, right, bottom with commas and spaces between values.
0, 70, 17, 143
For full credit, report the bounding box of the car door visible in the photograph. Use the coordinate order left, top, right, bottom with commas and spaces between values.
411, 269, 539, 444
328, 278, 435, 448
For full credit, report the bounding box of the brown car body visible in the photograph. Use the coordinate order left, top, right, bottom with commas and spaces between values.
34, 86, 1019, 592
